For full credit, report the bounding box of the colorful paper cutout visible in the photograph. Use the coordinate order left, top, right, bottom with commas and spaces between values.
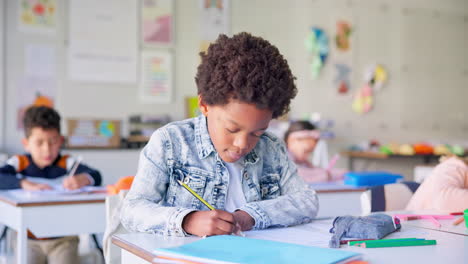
334, 63, 351, 94
305, 27, 329, 79
352, 83, 373, 114
352, 64, 388, 114
335, 20, 352, 51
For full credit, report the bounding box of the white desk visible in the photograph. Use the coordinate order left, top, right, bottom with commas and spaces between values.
113, 216, 468, 264
0, 191, 107, 264
312, 182, 366, 217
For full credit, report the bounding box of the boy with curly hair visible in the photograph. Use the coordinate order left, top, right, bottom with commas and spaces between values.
121, 32, 318, 237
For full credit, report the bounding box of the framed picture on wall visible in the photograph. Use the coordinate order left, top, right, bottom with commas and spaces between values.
139, 50, 173, 103
140, 0, 175, 47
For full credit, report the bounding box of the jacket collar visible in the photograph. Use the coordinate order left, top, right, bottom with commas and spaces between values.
194, 115, 216, 159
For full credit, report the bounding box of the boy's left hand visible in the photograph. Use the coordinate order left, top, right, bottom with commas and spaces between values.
62, 173, 91, 190
233, 210, 255, 231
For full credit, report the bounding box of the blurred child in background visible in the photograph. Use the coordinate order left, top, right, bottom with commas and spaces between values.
284, 120, 345, 183
406, 155, 468, 212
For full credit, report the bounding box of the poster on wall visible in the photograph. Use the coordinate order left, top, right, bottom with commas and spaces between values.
199, 0, 230, 53
16, 44, 57, 130
18, 0, 57, 34
141, 0, 174, 47
25, 44, 56, 78
139, 51, 173, 103
16, 77, 57, 130
68, 0, 137, 83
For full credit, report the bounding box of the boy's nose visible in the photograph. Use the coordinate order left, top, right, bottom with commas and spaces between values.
233, 135, 249, 151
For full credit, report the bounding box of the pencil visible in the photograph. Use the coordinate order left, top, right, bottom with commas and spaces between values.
348, 238, 419, 246
452, 216, 465, 226
450, 212, 463, 216
352, 239, 436, 248
340, 239, 375, 245
67, 156, 82, 177
326, 154, 340, 171
177, 179, 215, 210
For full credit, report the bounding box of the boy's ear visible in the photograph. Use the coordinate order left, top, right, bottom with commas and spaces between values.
198, 95, 208, 116
21, 138, 29, 151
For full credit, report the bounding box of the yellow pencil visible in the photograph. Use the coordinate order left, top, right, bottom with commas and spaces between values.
177, 180, 215, 210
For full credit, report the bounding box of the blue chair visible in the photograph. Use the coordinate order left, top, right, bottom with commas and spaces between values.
360, 181, 420, 215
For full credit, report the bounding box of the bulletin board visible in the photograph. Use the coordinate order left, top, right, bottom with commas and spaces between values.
66, 119, 121, 149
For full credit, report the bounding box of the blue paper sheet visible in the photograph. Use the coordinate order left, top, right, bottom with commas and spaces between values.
154, 235, 361, 264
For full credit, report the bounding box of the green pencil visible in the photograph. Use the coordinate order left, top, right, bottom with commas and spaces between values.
348, 238, 420, 246
353, 239, 436, 248
177, 179, 215, 210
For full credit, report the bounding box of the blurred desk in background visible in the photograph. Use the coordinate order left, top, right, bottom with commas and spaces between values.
341, 151, 440, 171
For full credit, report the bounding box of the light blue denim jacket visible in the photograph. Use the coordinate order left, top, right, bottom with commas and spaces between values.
121, 115, 319, 236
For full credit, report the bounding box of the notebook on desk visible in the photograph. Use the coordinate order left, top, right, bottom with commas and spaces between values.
153, 235, 361, 264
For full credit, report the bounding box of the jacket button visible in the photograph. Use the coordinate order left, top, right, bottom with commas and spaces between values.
243, 171, 248, 180
183, 176, 190, 184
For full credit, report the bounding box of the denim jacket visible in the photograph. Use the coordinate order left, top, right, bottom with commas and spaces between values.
121, 115, 319, 236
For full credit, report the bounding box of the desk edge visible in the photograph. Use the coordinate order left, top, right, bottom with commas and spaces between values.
0, 197, 105, 207
112, 235, 156, 263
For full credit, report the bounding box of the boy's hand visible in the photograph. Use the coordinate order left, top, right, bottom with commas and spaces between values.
62, 173, 91, 190
182, 210, 237, 237
20, 179, 53, 191
233, 210, 255, 231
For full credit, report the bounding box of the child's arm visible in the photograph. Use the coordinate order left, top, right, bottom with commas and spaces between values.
75, 163, 102, 186
0, 162, 52, 190
238, 142, 319, 230
182, 210, 239, 236
62, 162, 102, 190
431, 158, 468, 212
120, 130, 203, 236
0, 163, 24, 190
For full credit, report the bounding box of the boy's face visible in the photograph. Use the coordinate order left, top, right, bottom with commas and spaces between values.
22, 127, 63, 169
199, 97, 272, 163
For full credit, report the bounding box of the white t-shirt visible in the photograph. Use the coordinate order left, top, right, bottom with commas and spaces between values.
224, 159, 247, 212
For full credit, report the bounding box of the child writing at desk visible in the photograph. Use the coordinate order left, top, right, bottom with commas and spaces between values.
284, 121, 344, 183
0, 106, 102, 264
121, 32, 319, 237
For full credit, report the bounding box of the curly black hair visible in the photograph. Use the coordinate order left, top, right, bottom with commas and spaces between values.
195, 32, 297, 118
23, 106, 61, 138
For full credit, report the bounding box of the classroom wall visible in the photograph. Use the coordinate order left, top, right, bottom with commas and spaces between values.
0, 0, 4, 151
1, 0, 467, 180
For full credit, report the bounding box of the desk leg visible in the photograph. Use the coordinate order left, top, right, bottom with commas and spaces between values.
348, 157, 354, 171
16, 226, 27, 264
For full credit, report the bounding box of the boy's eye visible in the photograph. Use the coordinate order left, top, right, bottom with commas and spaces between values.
226, 128, 239, 133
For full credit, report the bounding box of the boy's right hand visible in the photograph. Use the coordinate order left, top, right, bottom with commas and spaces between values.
182, 210, 237, 237
20, 179, 53, 191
